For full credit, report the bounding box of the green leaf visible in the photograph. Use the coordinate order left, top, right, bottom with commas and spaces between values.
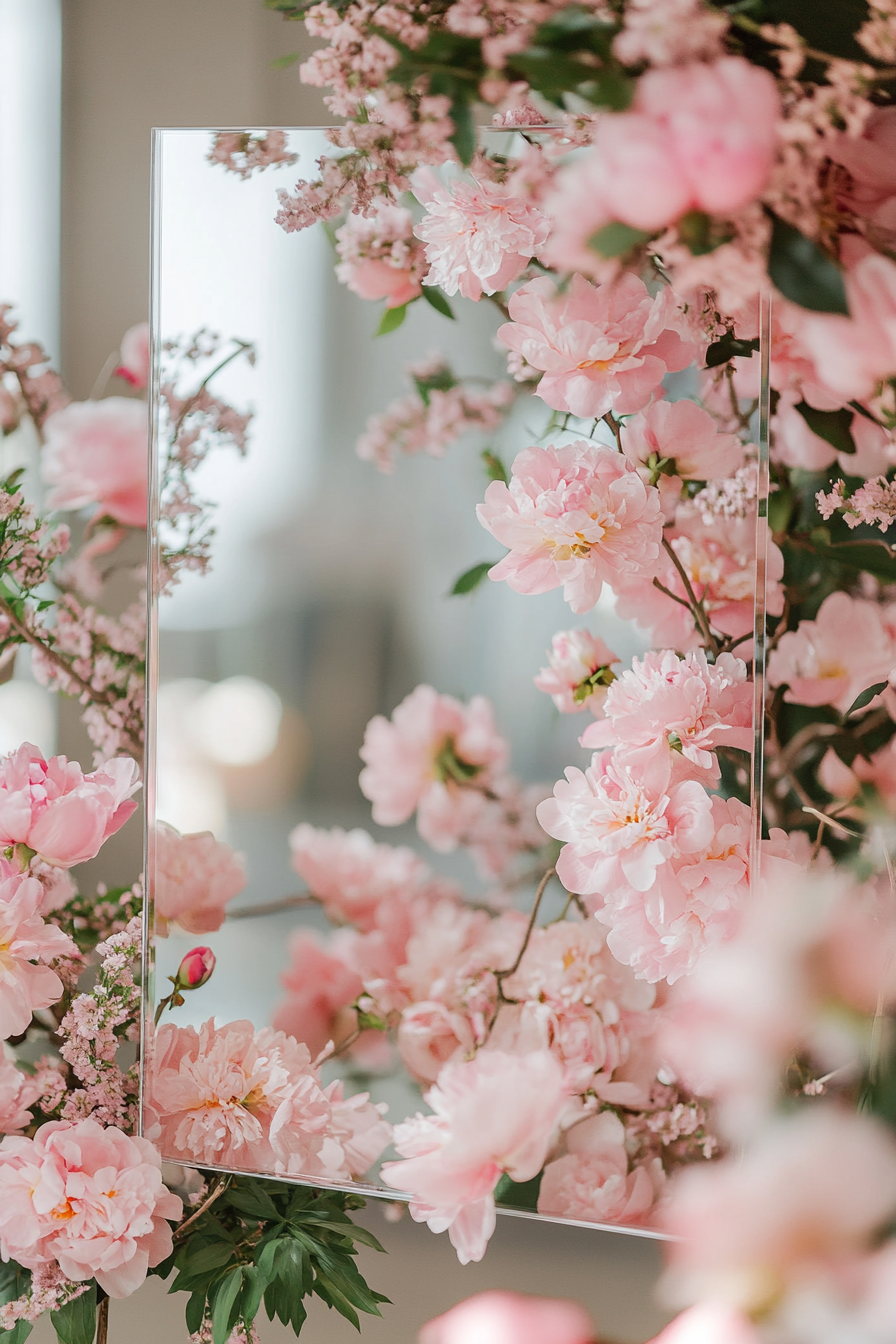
421, 287, 455, 320
0, 1323, 33, 1344
794, 401, 856, 455
225, 1184, 280, 1221
50, 1285, 97, 1344
481, 450, 508, 484
767, 213, 849, 315
450, 561, 493, 596
211, 1269, 242, 1344
844, 682, 889, 719
376, 303, 407, 336
184, 1292, 207, 1336
704, 331, 760, 368
494, 1170, 543, 1211
240, 1267, 266, 1328
449, 96, 476, 166
588, 221, 651, 259
270, 52, 300, 68
183, 1242, 236, 1275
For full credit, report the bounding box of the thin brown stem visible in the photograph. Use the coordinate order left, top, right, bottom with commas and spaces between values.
660, 537, 720, 654
601, 412, 622, 450
95, 1295, 109, 1344
652, 576, 693, 611
494, 866, 556, 1001
227, 893, 318, 920
174, 1176, 231, 1240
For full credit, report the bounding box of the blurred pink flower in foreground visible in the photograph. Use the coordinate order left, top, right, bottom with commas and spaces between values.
414, 176, 549, 300
543, 57, 780, 270
42, 397, 148, 528
272, 929, 363, 1060
801, 251, 896, 400
114, 322, 150, 389
418, 1290, 596, 1344
649, 1303, 761, 1344
534, 629, 619, 715
0, 1118, 182, 1298
0, 874, 77, 1037
381, 1050, 567, 1263
289, 823, 429, 931
477, 441, 664, 614
498, 273, 695, 418
663, 1107, 896, 1311
153, 822, 246, 936
0, 743, 139, 869
359, 685, 509, 853
581, 650, 752, 787
335, 201, 426, 309
767, 590, 896, 715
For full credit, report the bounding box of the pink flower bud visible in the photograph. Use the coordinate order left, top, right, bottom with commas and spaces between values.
176, 946, 215, 989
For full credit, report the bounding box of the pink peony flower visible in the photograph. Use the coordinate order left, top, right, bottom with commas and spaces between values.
538, 1111, 663, 1225
0, 1118, 182, 1298
397, 1000, 476, 1085
542, 58, 780, 266
534, 629, 620, 715
0, 873, 78, 1037
477, 441, 664, 615
537, 752, 715, 897
663, 1108, 896, 1311
153, 822, 246, 936
335, 201, 426, 309
272, 930, 364, 1059
42, 398, 149, 528
359, 685, 509, 852
418, 1291, 596, 1344
800, 252, 896, 401
380, 1050, 567, 1263
115, 322, 150, 389
829, 106, 896, 248
414, 177, 549, 300
151, 1017, 388, 1178
580, 649, 752, 787
289, 824, 429, 931
767, 591, 896, 715
0, 1054, 40, 1135
0, 744, 139, 869
498, 273, 696, 418
594, 794, 751, 984
621, 399, 743, 484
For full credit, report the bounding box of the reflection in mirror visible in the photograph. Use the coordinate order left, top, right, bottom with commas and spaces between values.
144, 127, 766, 1260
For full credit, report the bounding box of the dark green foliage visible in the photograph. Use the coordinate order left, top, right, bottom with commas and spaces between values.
481, 450, 508, 484
494, 1171, 542, 1211
0, 1264, 32, 1344
794, 402, 856, 456
588, 222, 652, 259
767, 214, 850, 315
450, 561, 494, 595
421, 287, 455, 320
704, 331, 761, 368
376, 304, 408, 335
153, 1177, 388, 1340
844, 682, 890, 719
50, 1286, 97, 1344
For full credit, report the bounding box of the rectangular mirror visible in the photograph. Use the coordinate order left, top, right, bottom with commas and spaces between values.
143, 126, 767, 1252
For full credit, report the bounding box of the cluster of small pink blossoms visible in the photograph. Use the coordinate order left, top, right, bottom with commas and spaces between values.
817, 475, 896, 532
356, 356, 513, 472
207, 130, 297, 179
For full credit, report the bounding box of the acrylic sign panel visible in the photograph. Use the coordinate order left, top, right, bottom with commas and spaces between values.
143, 127, 768, 1240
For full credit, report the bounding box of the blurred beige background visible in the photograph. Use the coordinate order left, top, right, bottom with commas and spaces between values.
31, 3, 669, 1339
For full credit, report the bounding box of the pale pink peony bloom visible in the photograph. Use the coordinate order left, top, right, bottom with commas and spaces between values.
397, 1000, 476, 1085
621, 400, 743, 484
151, 1017, 388, 1179
498, 273, 695, 418
380, 1050, 567, 1263
418, 1290, 596, 1344
0, 1118, 182, 1298
359, 685, 509, 852
542, 58, 780, 267
538, 1111, 663, 1225
581, 650, 752, 787
0, 1054, 40, 1135
335, 201, 426, 309
800, 252, 896, 401
594, 794, 751, 984
272, 930, 363, 1060
115, 322, 150, 389
663, 1108, 896, 1311
829, 106, 896, 247
42, 398, 149, 528
534, 629, 619, 715
288, 824, 428, 931
0, 873, 78, 1037
477, 441, 664, 615
153, 822, 246, 936
413, 177, 549, 300
767, 591, 896, 715
648, 1303, 762, 1344
537, 752, 715, 897
613, 508, 784, 651
0, 743, 140, 869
